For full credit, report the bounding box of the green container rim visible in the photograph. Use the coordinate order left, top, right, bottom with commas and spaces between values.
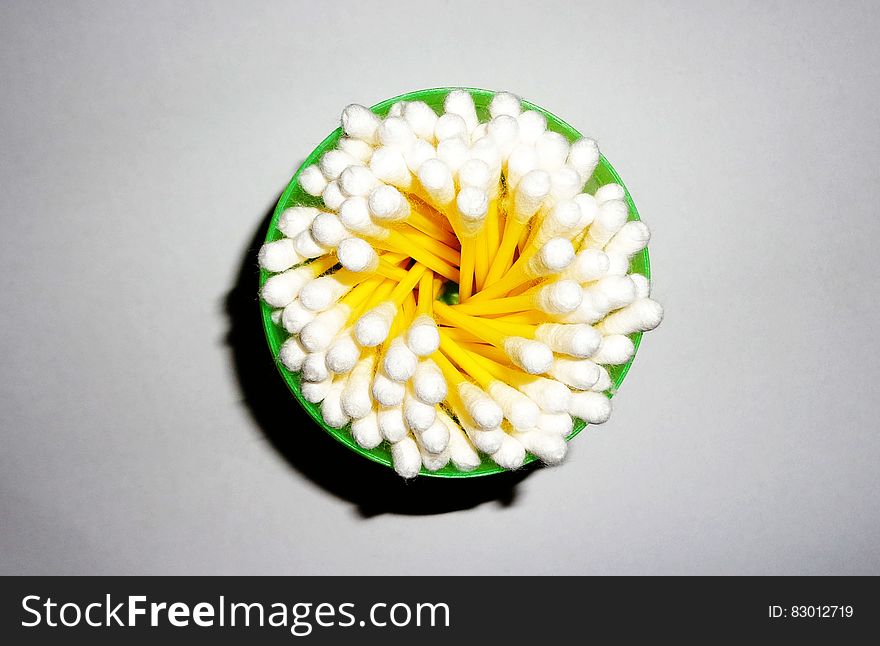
260, 87, 651, 478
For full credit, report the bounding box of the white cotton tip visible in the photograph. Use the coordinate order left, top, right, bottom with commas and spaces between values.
550, 166, 583, 202
325, 330, 360, 374
535, 280, 583, 314
417, 158, 455, 206
378, 116, 417, 151
591, 364, 612, 393
391, 436, 421, 479
291, 229, 328, 260
444, 89, 479, 133
258, 238, 299, 273
372, 369, 405, 406
515, 377, 572, 414
279, 336, 308, 372
457, 382, 503, 431
605, 251, 630, 276
319, 149, 360, 181
513, 430, 567, 465
595, 275, 638, 311
412, 359, 447, 405
355, 301, 396, 347
507, 144, 538, 190
550, 357, 602, 390
470, 122, 489, 144
383, 336, 418, 382
517, 110, 548, 145
535, 131, 570, 172
321, 379, 350, 429
417, 416, 450, 454
469, 137, 502, 174
378, 405, 408, 443
504, 337, 553, 375
459, 415, 505, 454
457, 186, 489, 234
490, 434, 526, 470
368, 184, 409, 224
573, 192, 599, 229
434, 113, 468, 141
561, 249, 610, 284
604, 220, 651, 258
404, 388, 436, 433
336, 237, 378, 273
488, 381, 540, 430
537, 411, 574, 437
301, 378, 332, 404
437, 137, 470, 173
569, 391, 612, 424
594, 182, 626, 204
388, 101, 407, 118
338, 196, 384, 237
369, 146, 412, 190
298, 165, 327, 197
337, 137, 374, 164
513, 169, 552, 221
319, 181, 345, 211
309, 212, 348, 248
278, 206, 320, 239
630, 274, 651, 299
457, 158, 491, 191
341, 104, 381, 145
527, 237, 575, 277
418, 442, 450, 472
489, 91, 522, 119
404, 139, 436, 174
301, 351, 329, 383
281, 299, 316, 333
535, 201, 582, 245
351, 410, 383, 449
561, 286, 610, 325
597, 298, 664, 335
402, 101, 439, 141
586, 199, 629, 248
487, 115, 519, 158
535, 323, 602, 358
338, 164, 380, 197
261, 267, 312, 307
406, 315, 440, 357
591, 334, 636, 365
567, 138, 600, 183
438, 411, 481, 471
340, 354, 375, 419
299, 304, 350, 352
299, 275, 349, 312
270, 309, 283, 326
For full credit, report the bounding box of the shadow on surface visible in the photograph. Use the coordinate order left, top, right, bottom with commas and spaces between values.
224, 198, 534, 517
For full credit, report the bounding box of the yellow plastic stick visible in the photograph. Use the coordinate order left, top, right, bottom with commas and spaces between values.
374, 236, 460, 282
389, 263, 429, 306
457, 341, 511, 367
459, 238, 476, 301
433, 302, 506, 348
451, 291, 535, 316
402, 225, 461, 261
417, 270, 435, 316
438, 332, 494, 388
483, 216, 527, 287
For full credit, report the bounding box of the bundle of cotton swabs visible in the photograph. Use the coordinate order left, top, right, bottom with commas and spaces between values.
259, 89, 663, 478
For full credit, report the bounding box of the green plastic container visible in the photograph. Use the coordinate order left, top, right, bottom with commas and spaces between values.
260, 87, 650, 478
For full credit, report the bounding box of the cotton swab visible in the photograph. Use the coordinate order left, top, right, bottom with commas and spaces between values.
434, 302, 553, 375
260, 89, 662, 478
484, 169, 551, 285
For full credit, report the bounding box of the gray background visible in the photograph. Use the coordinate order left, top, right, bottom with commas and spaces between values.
1, 0, 878, 575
